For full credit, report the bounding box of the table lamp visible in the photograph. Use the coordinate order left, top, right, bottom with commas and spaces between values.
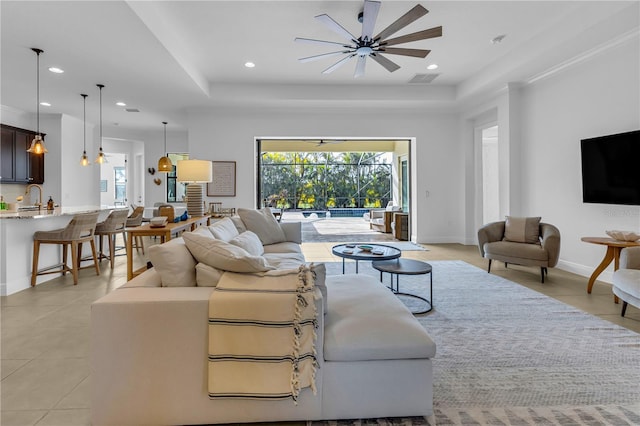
177, 159, 212, 217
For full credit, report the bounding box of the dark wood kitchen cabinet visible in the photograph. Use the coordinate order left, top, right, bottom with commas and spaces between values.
0, 124, 45, 184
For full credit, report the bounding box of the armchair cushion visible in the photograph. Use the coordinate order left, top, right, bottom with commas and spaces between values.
504, 216, 541, 244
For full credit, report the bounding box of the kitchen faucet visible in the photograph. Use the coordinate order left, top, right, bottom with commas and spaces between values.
25, 184, 43, 209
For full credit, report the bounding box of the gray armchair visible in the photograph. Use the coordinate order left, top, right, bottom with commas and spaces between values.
477, 220, 561, 283
613, 247, 640, 317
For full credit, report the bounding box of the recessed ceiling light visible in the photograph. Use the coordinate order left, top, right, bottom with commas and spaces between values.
116, 102, 126, 106
491, 34, 507, 44
40, 102, 51, 107
427, 64, 438, 70
48, 67, 64, 73
244, 62, 256, 68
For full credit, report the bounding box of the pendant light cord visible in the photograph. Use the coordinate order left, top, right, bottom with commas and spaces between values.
31, 48, 43, 136
82, 94, 87, 151
163, 121, 168, 155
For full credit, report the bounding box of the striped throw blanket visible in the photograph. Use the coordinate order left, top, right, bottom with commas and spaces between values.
208, 264, 319, 403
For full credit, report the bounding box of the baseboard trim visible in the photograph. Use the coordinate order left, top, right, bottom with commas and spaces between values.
556, 259, 613, 284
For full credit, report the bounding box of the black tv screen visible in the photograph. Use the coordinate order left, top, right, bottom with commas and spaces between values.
581, 130, 640, 206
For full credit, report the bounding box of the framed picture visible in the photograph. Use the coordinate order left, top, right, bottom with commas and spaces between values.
207, 161, 236, 197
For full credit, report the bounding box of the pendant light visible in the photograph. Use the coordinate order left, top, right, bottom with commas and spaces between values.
95, 84, 106, 164
80, 94, 90, 166
27, 48, 48, 154
157, 121, 173, 172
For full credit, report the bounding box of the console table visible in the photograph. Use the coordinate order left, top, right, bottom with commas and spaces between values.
581, 237, 640, 295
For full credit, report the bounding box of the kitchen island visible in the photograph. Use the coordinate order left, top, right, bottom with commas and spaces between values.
0, 206, 124, 295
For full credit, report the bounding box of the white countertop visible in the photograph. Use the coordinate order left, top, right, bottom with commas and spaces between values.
0, 205, 126, 219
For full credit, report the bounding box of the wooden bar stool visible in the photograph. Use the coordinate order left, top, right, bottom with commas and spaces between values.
31, 212, 100, 286
126, 206, 145, 254
95, 209, 129, 268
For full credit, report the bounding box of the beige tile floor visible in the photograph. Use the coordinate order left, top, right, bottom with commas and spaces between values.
1, 238, 638, 425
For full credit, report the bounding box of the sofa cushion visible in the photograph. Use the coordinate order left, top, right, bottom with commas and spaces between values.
196, 263, 224, 287
229, 231, 264, 256
238, 208, 287, 245
183, 232, 274, 273
324, 274, 436, 361
147, 237, 197, 287
263, 252, 306, 269
208, 217, 239, 242
263, 241, 303, 255
311, 262, 327, 314
504, 216, 541, 244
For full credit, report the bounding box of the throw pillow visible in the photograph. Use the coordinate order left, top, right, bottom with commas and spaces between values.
504, 216, 541, 244
208, 217, 239, 242
230, 216, 247, 234
147, 237, 197, 287
237, 208, 287, 245
229, 230, 264, 256
192, 225, 215, 238
196, 263, 224, 287
183, 232, 274, 273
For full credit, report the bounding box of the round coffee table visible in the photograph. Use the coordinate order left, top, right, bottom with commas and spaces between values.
332, 243, 401, 273
372, 258, 433, 315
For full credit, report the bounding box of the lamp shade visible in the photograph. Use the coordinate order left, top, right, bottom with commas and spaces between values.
177, 160, 212, 183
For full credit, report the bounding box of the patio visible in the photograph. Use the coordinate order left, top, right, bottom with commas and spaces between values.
282, 211, 396, 243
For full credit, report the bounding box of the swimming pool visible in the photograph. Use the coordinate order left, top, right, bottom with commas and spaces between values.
301, 208, 370, 218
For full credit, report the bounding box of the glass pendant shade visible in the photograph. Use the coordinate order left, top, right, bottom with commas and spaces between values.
80, 151, 89, 166
27, 135, 48, 154
95, 147, 106, 164
157, 121, 173, 172
27, 48, 47, 154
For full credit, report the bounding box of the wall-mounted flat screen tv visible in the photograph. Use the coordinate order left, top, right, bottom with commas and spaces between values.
581, 129, 640, 206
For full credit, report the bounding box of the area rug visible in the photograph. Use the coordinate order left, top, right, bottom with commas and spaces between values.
314, 260, 640, 426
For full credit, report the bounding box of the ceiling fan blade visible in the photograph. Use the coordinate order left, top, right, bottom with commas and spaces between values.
354, 56, 367, 78
361, 0, 381, 41
369, 53, 400, 73
379, 47, 431, 58
299, 51, 351, 63
322, 54, 356, 74
295, 37, 353, 48
381, 26, 443, 47
374, 4, 428, 42
315, 14, 357, 42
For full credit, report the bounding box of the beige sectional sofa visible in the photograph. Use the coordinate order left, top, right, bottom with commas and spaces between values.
91, 210, 436, 425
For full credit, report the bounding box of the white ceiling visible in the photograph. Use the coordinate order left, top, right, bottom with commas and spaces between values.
1, 1, 638, 132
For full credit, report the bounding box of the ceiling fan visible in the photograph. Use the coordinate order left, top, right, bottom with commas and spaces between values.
306, 139, 346, 147
295, 0, 442, 78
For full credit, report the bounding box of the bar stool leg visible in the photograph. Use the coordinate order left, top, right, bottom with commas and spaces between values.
70, 241, 79, 285
90, 238, 100, 276
31, 240, 40, 287
62, 243, 69, 275
109, 233, 116, 268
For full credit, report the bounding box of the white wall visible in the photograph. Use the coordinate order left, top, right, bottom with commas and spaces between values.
61, 114, 99, 207
519, 37, 640, 282
186, 108, 461, 243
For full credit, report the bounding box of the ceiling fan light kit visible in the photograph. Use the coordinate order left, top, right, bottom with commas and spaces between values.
296, 0, 442, 78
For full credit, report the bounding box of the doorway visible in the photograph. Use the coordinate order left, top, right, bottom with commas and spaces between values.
481, 125, 499, 224
100, 153, 127, 206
